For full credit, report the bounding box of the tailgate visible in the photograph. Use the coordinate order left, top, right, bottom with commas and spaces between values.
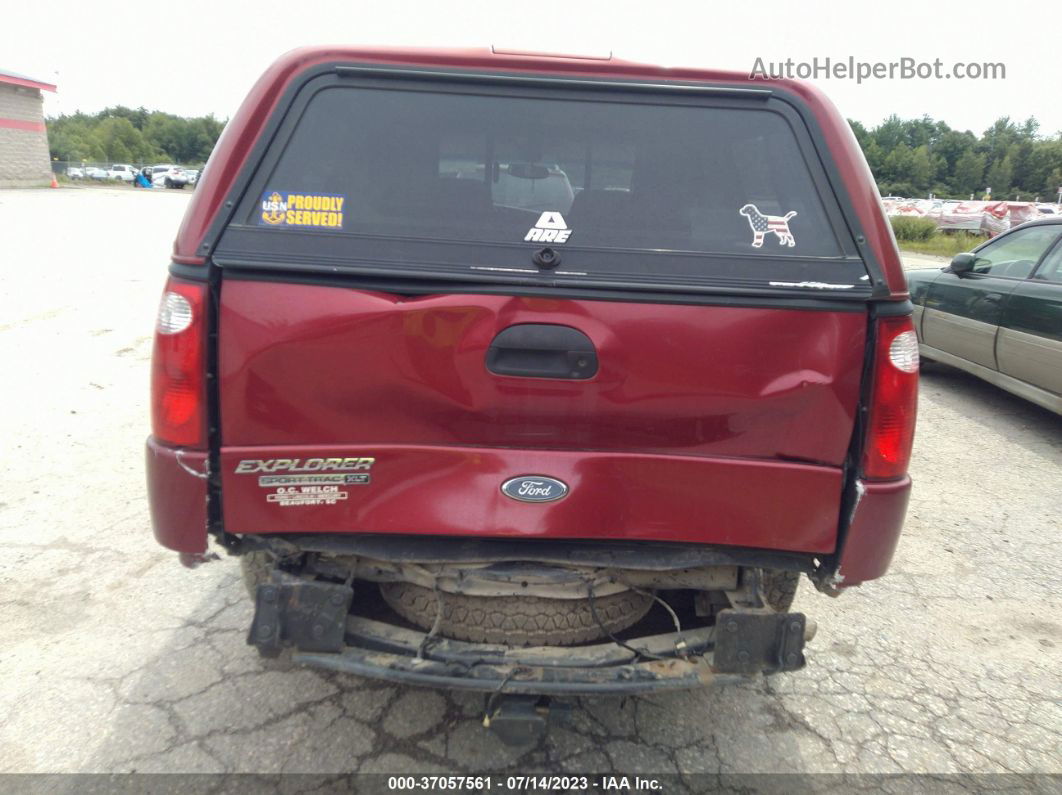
217, 282, 865, 552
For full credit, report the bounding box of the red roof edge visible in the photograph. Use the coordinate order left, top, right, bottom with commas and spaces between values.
0, 73, 57, 93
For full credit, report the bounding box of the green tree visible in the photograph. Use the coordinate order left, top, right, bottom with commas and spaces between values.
953, 150, 986, 196
47, 107, 225, 166
95, 117, 154, 162
863, 140, 885, 174
909, 145, 935, 193
881, 143, 914, 185
935, 129, 977, 173
986, 152, 1015, 197
873, 114, 907, 151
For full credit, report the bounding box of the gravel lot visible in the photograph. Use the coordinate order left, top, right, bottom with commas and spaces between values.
1, 188, 1059, 783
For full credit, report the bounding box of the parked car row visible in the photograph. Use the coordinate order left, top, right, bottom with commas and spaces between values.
63, 163, 201, 188
908, 216, 1062, 414
884, 197, 1059, 236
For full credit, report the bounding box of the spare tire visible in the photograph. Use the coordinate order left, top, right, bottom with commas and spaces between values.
760, 570, 800, 612
240, 550, 274, 598
380, 581, 653, 647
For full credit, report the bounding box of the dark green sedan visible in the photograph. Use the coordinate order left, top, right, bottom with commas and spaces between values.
908, 217, 1062, 414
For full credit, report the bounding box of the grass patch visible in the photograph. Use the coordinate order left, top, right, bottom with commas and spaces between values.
890, 216, 987, 258
899, 231, 985, 258
890, 216, 938, 242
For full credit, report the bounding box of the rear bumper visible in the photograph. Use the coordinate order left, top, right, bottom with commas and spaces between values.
249, 579, 808, 695
294, 642, 735, 696
834, 476, 911, 587
219, 444, 842, 553
145, 436, 209, 554
147, 435, 911, 587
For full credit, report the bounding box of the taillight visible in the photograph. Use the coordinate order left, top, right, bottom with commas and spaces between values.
151, 278, 207, 447
862, 315, 919, 479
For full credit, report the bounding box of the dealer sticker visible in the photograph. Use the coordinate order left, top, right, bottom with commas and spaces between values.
267, 485, 350, 507
259, 190, 345, 229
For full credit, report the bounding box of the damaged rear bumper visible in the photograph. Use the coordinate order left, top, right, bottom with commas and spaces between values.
248, 578, 810, 696
145, 436, 209, 555
295, 641, 729, 695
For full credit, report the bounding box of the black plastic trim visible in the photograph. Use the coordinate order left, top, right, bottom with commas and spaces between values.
335, 64, 774, 98
169, 262, 209, 282
204, 258, 226, 544
871, 299, 914, 317
487, 324, 599, 380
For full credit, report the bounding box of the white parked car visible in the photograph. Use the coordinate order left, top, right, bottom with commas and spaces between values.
84, 167, 109, 180
184, 169, 200, 186
65, 167, 84, 180
107, 163, 137, 182
150, 165, 188, 189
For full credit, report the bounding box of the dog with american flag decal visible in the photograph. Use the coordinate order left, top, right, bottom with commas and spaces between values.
739, 203, 798, 248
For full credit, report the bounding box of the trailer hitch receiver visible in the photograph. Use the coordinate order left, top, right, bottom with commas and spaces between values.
248, 576, 353, 657
712, 609, 807, 674
484, 695, 572, 746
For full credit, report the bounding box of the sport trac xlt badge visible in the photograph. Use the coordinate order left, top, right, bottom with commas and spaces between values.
524, 212, 572, 243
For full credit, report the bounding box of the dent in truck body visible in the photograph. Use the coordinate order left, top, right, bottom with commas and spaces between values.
145, 437, 208, 554
833, 477, 911, 586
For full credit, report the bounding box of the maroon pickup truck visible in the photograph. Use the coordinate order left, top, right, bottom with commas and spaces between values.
147, 47, 916, 740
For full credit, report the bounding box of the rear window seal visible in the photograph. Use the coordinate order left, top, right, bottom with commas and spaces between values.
334, 64, 776, 98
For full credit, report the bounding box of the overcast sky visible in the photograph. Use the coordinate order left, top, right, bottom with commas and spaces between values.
5, 0, 1060, 137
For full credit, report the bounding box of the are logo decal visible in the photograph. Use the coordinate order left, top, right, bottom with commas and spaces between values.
524, 212, 572, 243
501, 475, 569, 503
739, 203, 798, 248
259, 190, 346, 229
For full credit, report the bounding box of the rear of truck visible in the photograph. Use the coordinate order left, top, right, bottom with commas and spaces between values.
146, 48, 917, 703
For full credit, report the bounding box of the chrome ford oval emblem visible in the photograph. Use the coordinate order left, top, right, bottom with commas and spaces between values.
501, 475, 569, 503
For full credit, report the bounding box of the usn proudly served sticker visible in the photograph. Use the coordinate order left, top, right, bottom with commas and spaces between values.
739, 203, 797, 248
259, 190, 345, 229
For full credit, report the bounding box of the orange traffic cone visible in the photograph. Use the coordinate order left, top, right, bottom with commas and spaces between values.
50, 173, 59, 188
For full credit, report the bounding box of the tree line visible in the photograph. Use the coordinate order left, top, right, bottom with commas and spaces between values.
45, 107, 1062, 200
47, 106, 224, 166
850, 114, 1062, 201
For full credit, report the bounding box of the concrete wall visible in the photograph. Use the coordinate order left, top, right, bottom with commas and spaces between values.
0, 83, 52, 188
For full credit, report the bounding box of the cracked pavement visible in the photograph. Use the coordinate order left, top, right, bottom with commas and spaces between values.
0, 188, 1059, 779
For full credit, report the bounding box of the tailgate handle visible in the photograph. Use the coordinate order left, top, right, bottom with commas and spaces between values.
486, 324, 598, 380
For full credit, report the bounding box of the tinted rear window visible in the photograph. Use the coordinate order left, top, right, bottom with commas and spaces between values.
220, 79, 869, 294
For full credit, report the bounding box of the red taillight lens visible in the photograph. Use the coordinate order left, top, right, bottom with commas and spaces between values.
151, 278, 207, 447
862, 315, 919, 479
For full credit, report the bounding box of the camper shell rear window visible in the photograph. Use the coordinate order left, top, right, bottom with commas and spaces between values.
215, 70, 872, 296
